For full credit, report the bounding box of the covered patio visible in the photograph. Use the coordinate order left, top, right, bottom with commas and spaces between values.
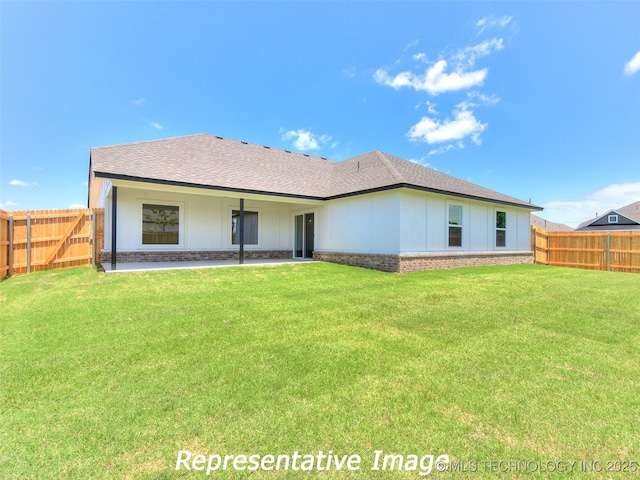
101, 257, 313, 273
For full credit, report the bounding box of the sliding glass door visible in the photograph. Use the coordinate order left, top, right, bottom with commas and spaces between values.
294, 213, 314, 259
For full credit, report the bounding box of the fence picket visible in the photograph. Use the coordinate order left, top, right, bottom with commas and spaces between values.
530, 227, 640, 273
0, 208, 104, 277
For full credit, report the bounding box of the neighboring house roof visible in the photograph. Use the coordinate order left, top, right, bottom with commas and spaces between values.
530, 214, 573, 232
617, 201, 640, 222
89, 133, 541, 210
576, 200, 640, 230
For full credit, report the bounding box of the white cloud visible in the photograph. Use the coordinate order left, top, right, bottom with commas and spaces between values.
427, 144, 458, 156
280, 128, 333, 151
0, 201, 19, 209
425, 101, 438, 115
69, 203, 85, 209
404, 39, 420, 50
374, 39, 503, 96
9, 179, 37, 187
374, 60, 488, 95
343, 66, 357, 77
624, 51, 640, 76
408, 157, 431, 166
465, 91, 500, 107
132, 97, 146, 106
149, 122, 163, 130
477, 15, 513, 35
375, 28, 507, 153
453, 38, 504, 69
541, 182, 640, 228
407, 103, 486, 145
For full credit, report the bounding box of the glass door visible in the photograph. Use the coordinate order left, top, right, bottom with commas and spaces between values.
295, 215, 304, 257
294, 213, 314, 259
304, 213, 314, 258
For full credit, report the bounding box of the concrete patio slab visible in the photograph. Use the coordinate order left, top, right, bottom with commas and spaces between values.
102, 258, 313, 273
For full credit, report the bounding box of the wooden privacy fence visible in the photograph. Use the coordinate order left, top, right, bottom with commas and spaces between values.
0, 210, 10, 280
531, 227, 640, 273
0, 209, 104, 279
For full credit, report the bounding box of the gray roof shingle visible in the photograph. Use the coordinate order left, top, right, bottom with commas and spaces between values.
617, 201, 640, 222
89, 133, 540, 209
577, 200, 640, 229
530, 214, 573, 232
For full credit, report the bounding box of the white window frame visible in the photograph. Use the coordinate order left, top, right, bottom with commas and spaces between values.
228, 206, 262, 248
138, 200, 184, 250
608, 215, 618, 224
495, 210, 507, 248
447, 203, 463, 248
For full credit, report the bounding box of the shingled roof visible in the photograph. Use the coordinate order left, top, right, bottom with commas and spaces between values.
89, 133, 540, 210
530, 214, 573, 232
577, 200, 640, 230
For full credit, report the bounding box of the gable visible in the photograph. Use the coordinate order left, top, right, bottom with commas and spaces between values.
587, 211, 639, 228
577, 201, 640, 230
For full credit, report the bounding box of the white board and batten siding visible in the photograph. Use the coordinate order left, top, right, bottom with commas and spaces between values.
103, 187, 297, 252
316, 190, 400, 254
316, 189, 532, 255
102, 185, 532, 256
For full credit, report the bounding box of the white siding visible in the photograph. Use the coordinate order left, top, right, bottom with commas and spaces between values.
103, 187, 300, 252
103, 184, 533, 256
399, 190, 428, 252
396, 190, 533, 254
317, 190, 400, 254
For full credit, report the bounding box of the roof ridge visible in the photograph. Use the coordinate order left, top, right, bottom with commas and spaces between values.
91, 133, 210, 151
91, 133, 337, 163
373, 150, 405, 183
233, 138, 334, 162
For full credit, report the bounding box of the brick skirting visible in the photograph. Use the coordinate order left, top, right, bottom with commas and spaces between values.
313, 251, 534, 273
100, 250, 292, 264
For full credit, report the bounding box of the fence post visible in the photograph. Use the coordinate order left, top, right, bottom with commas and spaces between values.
8, 215, 14, 277
91, 209, 97, 268
606, 233, 611, 272
26, 214, 31, 274
546, 231, 551, 266
532, 228, 537, 264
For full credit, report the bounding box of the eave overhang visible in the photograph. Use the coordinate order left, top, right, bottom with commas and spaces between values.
94, 171, 542, 211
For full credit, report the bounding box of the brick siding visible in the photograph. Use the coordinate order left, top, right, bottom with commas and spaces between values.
313, 251, 533, 273
100, 250, 292, 264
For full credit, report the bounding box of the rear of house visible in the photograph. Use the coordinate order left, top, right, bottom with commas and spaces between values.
88, 134, 541, 272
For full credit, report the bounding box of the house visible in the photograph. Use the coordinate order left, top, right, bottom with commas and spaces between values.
530, 214, 573, 232
576, 201, 640, 231
88, 134, 542, 273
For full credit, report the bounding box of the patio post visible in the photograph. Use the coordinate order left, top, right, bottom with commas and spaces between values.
111, 186, 117, 271
239, 198, 244, 264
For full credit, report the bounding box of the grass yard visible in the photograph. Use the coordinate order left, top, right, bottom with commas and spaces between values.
1, 263, 639, 479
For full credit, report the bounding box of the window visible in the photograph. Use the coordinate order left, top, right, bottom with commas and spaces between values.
496, 211, 506, 247
142, 204, 179, 245
448, 204, 463, 247
231, 210, 258, 245
608, 215, 618, 224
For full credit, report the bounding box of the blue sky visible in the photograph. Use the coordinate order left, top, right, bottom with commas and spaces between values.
1, 1, 639, 227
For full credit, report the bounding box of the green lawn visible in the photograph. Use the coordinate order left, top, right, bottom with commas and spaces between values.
1, 263, 639, 479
